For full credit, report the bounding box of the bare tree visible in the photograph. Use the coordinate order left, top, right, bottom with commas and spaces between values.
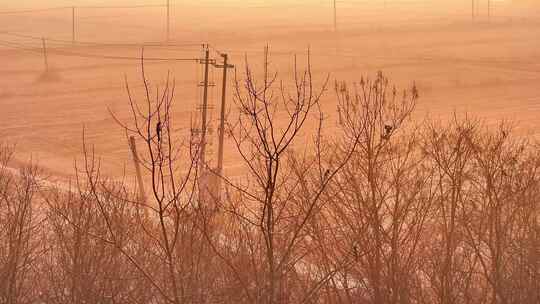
324, 72, 426, 304
420, 117, 480, 304
82, 54, 215, 304
204, 48, 361, 304
42, 178, 152, 304
0, 144, 45, 304
462, 122, 540, 304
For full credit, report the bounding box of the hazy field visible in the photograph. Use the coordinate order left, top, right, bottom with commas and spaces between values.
1, 0, 540, 181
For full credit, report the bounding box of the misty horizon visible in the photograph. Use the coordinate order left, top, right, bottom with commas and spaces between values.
0, 1, 538, 304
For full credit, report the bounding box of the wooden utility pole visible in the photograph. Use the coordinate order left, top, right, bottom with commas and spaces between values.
472, 0, 475, 20
199, 47, 211, 176
72, 7, 76, 44
197, 46, 220, 205
214, 53, 234, 201
166, 0, 170, 42
488, 0, 491, 21
42, 38, 49, 72
129, 136, 147, 205
333, 0, 337, 32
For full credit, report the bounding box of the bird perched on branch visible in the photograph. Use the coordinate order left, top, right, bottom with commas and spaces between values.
323, 169, 330, 180
381, 124, 393, 140
352, 244, 359, 261
156, 121, 162, 142
385, 124, 393, 135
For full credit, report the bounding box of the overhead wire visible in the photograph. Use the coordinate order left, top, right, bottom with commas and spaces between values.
0, 41, 42, 54
0, 1, 532, 63
0, 1, 518, 43
0, 6, 223, 166
0, 38, 203, 62
0, 4, 166, 15
0, 31, 203, 50
47, 48, 201, 62
0, 7, 70, 15
75, 4, 167, 9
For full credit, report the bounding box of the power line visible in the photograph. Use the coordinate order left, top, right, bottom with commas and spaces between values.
0, 4, 166, 15
75, 4, 167, 9
0, 38, 203, 62
0, 7, 70, 15
0, 41, 42, 53
0, 31, 202, 49
44, 48, 201, 62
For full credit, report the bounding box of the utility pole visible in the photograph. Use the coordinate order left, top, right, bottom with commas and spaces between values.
199, 46, 211, 178
42, 38, 49, 72
197, 46, 220, 205
333, 0, 337, 32
166, 0, 170, 42
214, 53, 234, 201
72, 7, 76, 44
129, 136, 147, 205
488, 0, 491, 21
472, 0, 475, 20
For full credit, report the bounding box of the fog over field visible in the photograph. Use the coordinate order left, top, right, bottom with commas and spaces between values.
1, 1, 539, 304
2, 0, 539, 179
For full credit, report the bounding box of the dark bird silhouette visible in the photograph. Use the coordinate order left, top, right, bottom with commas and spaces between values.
381, 124, 393, 140
353, 244, 359, 260
384, 124, 393, 135
156, 121, 162, 142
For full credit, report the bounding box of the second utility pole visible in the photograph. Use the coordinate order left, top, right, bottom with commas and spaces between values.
42, 38, 49, 72
472, 0, 475, 20
72, 7, 76, 44
129, 136, 147, 205
166, 0, 170, 42
214, 53, 234, 201
333, 0, 337, 32
199, 46, 211, 176
488, 0, 491, 21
